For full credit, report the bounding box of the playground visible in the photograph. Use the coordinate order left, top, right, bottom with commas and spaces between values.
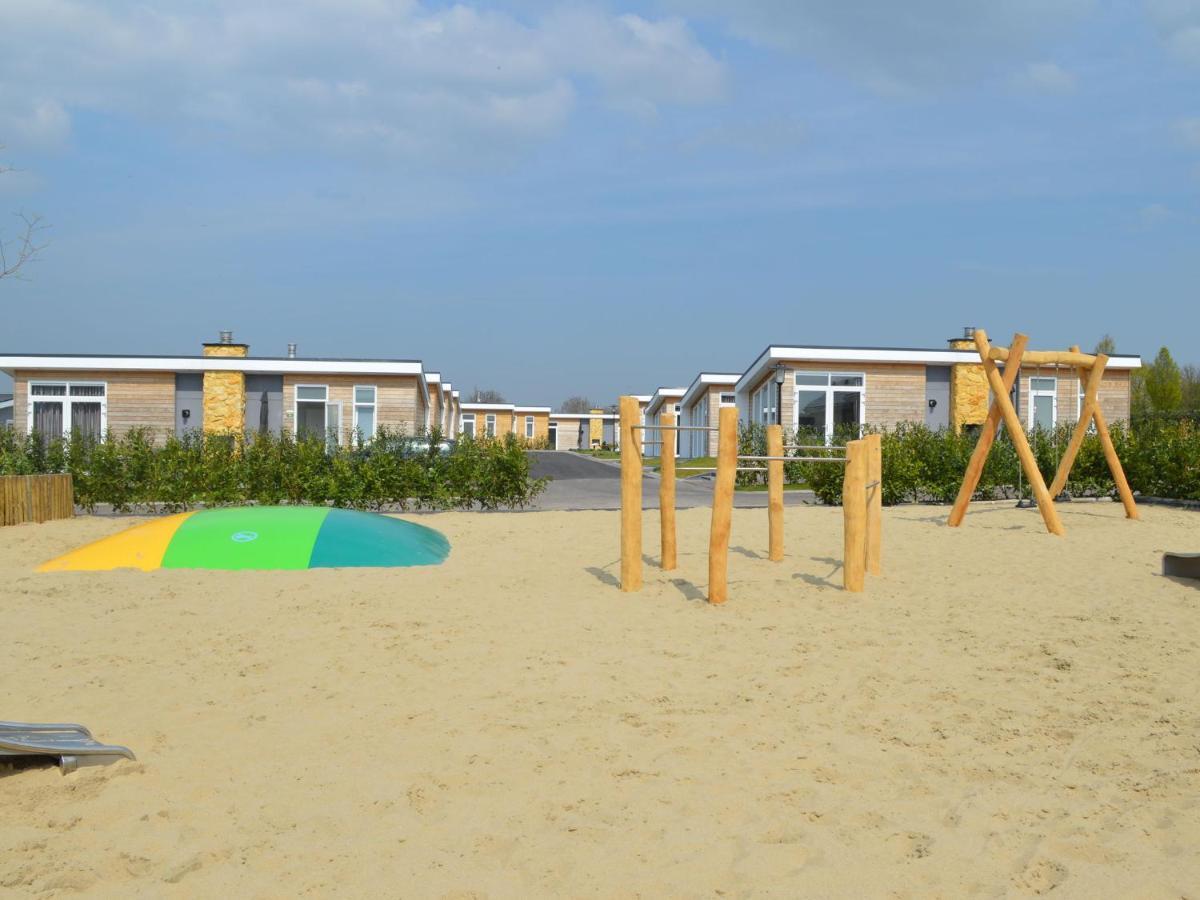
3, 500, 1199, 896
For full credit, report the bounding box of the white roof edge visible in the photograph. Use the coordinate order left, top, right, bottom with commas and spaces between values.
514, 406, 552, 412
0, 355, 424, 376
550, 412, 616, 419
460, 402, 515, 410
645, 387, 687, 416
681, 372, 741, 407
735, 346, 1142, 392
425, 372, 441, 384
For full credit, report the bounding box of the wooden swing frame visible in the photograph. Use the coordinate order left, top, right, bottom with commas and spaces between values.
947, 329, 1138, 535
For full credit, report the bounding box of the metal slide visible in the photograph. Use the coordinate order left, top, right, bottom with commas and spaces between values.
0, 721, 135, 773
1163, 553, 1200, 580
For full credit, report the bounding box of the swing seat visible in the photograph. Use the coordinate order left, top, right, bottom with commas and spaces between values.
1163, 553, 1200, 581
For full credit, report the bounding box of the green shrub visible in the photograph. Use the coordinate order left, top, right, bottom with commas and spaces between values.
0, 426, 548, 513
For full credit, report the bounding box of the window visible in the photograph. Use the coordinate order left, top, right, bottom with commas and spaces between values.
485, 413, 497, 437
353, 385, 377, 441
28, 381, 107, 441
719, 392, 736, 406
694, 397, 709, 457
295, 384, 342, 447
461, 413, 476, 438
524, 415, 535, 439
751, 383, 777, 425
791, 372, 865, 443
1029, 376, 1057, 431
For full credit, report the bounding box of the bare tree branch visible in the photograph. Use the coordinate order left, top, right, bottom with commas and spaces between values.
0, 211, 47, 281
1, 147, 49, 281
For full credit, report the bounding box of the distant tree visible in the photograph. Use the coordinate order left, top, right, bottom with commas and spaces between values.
560, 395, 593, 413
1143, 347, 1182, 414
1181, 364, 1200, 416
469, 387, 507, 403
0, 147, 46, 281
1093, 334, 1117, 355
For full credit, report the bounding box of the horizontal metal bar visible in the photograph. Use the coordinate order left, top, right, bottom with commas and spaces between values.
630, 424, 719, 432
739, 454, 844, 462
789, 456, 849, 463
783, 444, 846, 451
737, 466, 768, 472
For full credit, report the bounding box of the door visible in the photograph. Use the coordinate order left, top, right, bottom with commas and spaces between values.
925, 366, 950, 430
244, 374, 283, 437
548, 421, 558, 449
175, 373, 203, 437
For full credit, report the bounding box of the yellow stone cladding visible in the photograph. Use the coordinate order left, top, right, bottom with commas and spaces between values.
203, 371, 246, 433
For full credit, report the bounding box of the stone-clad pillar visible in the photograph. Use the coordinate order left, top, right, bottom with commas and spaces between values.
201, 335, 248, 433
949, 336, 988, 433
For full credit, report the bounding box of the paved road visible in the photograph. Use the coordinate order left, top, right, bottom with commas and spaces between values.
527, 451, 816, 511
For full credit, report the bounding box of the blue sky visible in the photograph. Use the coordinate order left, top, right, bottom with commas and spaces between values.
1, 0, 1198, 405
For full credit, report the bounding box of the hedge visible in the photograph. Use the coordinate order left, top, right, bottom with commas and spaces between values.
0, 427, 548, 513
737, 419, 1200, 506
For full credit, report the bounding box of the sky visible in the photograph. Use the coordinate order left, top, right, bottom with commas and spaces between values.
1, 0, 1198, 405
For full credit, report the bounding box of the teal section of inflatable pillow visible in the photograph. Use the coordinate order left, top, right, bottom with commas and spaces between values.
307, 508, 450, 568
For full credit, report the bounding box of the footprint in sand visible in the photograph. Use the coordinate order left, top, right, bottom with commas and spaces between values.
1015, 858, 1068, 894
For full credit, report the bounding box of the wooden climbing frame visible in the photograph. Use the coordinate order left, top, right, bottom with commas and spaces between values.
947, 329, 1138, 535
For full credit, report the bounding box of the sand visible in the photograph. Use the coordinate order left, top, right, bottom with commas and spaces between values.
2, 501, 1199, 897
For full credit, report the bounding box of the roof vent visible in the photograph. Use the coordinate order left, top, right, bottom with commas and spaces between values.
219, 330, 233, 344
287, 343, 297, 359
962, 326, 975, 339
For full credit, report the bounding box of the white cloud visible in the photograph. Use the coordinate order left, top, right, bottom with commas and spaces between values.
0, 99, 71, 150
1138, 202, 1174, 226
0, 0, 725, 161
1014, 61, 1077, 94
1146, 0, 1200, 64
673, 0, 1092, 94
1176, 116, 1200, 147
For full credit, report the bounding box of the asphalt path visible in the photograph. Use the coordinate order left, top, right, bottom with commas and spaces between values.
527, 451, 816, 511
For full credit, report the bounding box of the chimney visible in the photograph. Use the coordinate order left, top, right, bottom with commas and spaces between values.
948, 326, 979, 350
287, 343, 297, 359
202, 330, 249, 358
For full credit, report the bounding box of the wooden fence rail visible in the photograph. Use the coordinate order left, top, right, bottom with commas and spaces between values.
0, 474, 75, 526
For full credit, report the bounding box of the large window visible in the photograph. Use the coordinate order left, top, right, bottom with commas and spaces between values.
29, 381, 107, 441
485, 413, 497, 437
353, 385, 377, 441
1028, 376, 1057, 430
751, 383, 776, 425
295, 384, 342, 447
693, 397, 709, 457
461, 413, 476, 438
792, 372, 865, 442
524, 415, 535, 439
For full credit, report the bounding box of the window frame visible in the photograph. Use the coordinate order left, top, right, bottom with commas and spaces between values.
790, 371, 867, 443
1027, 375, 1058, 431
294, 383, 337, 444
524, 415, 535, 439
27, 380, 108, 440
485, 413, 497, 437
461, 412, 476, 438
352, 384, 378, 441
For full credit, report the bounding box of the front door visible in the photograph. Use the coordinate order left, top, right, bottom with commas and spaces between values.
174, 373, 203, 437
925, 366, 950, 430
548, 422, 558, 449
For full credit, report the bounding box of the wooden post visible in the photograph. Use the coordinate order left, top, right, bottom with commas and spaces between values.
1093, 403, 1139, 520
708, 406, 738, 604
948, 331, 1028, 526
659, 408, 677, 570
866, 432, 882, 577
766, 424, 784, 562
619, 396, 643, 591
842, 439, 867, 592
1049, 351, 1106, 498
975, 331, 1064, 535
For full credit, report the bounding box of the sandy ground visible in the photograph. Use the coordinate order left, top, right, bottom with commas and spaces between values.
2, 501, 1199, 898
